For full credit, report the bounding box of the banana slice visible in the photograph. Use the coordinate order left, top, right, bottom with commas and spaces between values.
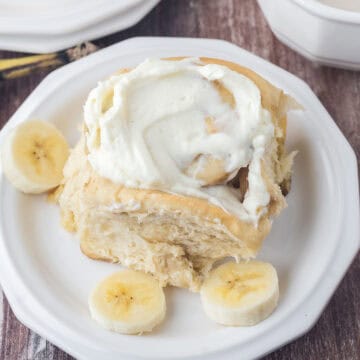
1, 120, 69, 194
89, 270, 166, 334
200, 261, 279, 326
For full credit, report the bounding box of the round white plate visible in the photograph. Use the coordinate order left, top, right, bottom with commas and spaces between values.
0, 37, 358, 360
0, 1, 159, 53
0, 0, 145, 35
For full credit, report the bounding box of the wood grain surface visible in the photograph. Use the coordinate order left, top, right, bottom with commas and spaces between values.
0, 1, 359, 359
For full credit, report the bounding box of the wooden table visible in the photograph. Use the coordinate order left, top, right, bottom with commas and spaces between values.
0, 1, 359, 359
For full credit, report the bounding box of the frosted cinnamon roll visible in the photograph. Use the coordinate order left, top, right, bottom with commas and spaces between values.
57, 57, 298, 291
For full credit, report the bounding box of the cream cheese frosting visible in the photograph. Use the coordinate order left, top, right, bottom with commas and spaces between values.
84, 58, 274, 223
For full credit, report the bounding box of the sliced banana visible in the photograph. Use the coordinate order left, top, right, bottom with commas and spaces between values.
1, 120, 69, 194
89, 270, 166, 334
200, 261, 279, 326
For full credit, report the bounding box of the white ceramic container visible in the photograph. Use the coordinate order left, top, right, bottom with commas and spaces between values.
257, 0, 360, 70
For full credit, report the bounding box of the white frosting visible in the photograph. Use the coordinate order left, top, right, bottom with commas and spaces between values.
84, 58, 274, 223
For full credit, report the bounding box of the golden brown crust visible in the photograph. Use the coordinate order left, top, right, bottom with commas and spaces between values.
85, 173, 272, 253
80, 241, 112, 262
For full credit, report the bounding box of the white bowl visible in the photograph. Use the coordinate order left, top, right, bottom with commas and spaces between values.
0, 37, 358, 360
257, 0, 360, 70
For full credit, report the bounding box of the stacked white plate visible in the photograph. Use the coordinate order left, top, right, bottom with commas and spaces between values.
0, 0, 160, 53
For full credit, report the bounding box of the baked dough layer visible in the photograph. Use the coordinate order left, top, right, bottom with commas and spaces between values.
57, 58, 297, 291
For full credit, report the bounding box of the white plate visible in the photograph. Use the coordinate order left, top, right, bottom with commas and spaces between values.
257, 0, 360, 70
0, 0, 159, 53
0, 37, 358, 360
0, 0, 144, 35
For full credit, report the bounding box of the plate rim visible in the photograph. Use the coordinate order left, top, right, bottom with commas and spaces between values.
0, 0, 145, 35
0, 37, 358, 360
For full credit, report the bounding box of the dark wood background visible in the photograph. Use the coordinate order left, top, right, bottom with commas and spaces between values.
0, 0, 359, 359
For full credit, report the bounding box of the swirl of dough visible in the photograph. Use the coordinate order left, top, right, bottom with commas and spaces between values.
84, 58, 274, 223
